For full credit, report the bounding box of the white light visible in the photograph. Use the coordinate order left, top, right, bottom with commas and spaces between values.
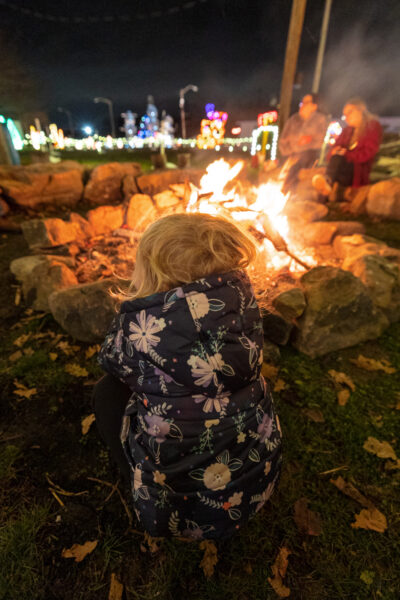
83, 126, 93, 135
215, 145, 220, 151
190, 142, 195, 148
256, 145, 261, 151
243, 146, 247, 152
228, 146, 233, 152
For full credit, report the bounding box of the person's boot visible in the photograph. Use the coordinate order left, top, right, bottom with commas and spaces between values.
312, 173, 332, 197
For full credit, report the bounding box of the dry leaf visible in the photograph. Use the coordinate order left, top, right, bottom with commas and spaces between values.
268, 546, 291, 598
9, 350, 23, 362
363, 437, 398, 461
337, 388, 350, 406
13, 333, 31, 347
261, 363, 279, 382
274, 379, 286, 392
85, 345, 100, 360
65, 364, 89, 377
49, 352, 58, 361
143, 531, 162, 553
13, 380, 37, 400
330, 476, 374, 509
14, 286, 21, 306
108, 573, 123, 600
350, 355, 396, 374
81, 414, 96, 435
57, 340, 81, 356
351, 508, 387, 533
199, 540, 218, 578
328, 370, 356, 391
23, 347, 34, 356
385, 459, 400, 470
61, 539, 98, 562
302, 408, 325, 422
294, 498, 322, 536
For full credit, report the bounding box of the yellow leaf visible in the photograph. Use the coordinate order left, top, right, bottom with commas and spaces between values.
268, 546, 291, 598
62, 540, 98, 562
9, 350, 23, 362
13, 333, 31, 348
143, 531, 162, 554
199, 540, 218, 578
85, 345, 100, 360
65, 364, 89, 377
328, 370, 355, 391
262, 363, 279, 382
23, 347, 34, 356
350, 355, 396, 374
385, 459, 400, 470
57, 341, 80, 356
49, 353, 58, 361
302, 408, 325, 422
330, 476, 374, 509
337, 388, 350, 406
108, 573, 123, 600
351, 508, 387, 533
13, 380, 37, 400
274, 378, 286, 392
363, 437, 398, 461
81, 413, 96, 435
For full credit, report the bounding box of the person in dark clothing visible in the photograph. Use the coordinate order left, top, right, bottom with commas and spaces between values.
93, 213, 282, 540
279, 93, 328, 194
312, 97, 382, 201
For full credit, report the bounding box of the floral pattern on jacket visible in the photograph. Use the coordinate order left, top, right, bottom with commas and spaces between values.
98, 269, 282, 539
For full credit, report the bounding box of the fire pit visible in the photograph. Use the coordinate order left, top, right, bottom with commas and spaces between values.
10, 159, 400, 357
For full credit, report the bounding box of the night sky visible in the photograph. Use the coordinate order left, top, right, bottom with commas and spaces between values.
1, 0, 399, 135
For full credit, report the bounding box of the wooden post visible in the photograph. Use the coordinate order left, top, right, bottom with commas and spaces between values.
312, 0, 333, 94
278, 0, 307, 134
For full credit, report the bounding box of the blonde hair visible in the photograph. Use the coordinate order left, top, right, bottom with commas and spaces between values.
344, 97, 377, 139
123, 213, 257, 300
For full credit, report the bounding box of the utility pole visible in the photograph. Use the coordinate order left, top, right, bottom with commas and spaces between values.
278, 0, 307, 133
57, 107, 75, 137
312, 0, 333, 94
179, 84, 198, 139
94, 97, 116, 138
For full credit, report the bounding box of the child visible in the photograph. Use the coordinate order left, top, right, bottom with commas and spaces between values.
94, 213, 282, 540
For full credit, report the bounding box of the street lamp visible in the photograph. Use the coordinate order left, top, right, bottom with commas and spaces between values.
179, 84, 198, 139
94, 97, 116, 138
57, 107, 74, 137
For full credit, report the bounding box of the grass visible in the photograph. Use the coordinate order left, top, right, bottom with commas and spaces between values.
0, 213, 400, 598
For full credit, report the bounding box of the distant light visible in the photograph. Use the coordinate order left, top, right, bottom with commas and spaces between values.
0, 115, 5, 124
231, 127, 241, 135
228, 146, 233, 152
243, 146, 247, 151
83, 126, 93, 135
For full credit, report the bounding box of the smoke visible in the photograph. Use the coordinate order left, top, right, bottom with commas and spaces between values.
319, 24, 400, 116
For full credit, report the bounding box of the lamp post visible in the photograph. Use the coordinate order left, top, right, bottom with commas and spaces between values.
94, 97, 116, 138
57, 107, 74, 137
179, 84, 198, 139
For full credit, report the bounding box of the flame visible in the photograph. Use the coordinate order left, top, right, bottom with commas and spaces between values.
186, 158, 316, 274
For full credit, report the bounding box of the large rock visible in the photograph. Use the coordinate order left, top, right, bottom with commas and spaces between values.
49, 279, 118, 342
366, 178, 400, 220
0, 168, 83, 209
87, 205, 124, 235
284, 200, 328, 223
153, 190, 180, 209
0, 198, 9, 217
10, 255, 78, 311
294, 266, 388, 357
125, 194, 158, 231
134, 169, 203, 197
343, 185, 370, 215
84, 162, 142, 205
21, 218, 77, 248
302, 222, 338, 246
262, 309, 293, 345
69, 212, 95, 240
272, 287, 306, 320
334, 234, 400, 265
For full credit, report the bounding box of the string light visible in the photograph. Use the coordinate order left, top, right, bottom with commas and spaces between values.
251, 125, 279, 160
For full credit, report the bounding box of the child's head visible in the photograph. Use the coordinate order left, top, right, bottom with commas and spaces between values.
128, 213, 257, 299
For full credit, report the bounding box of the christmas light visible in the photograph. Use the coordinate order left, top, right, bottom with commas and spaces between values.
251, 125, 279, 160
29, 126, 41, 150
6, 118, 24, 150
257, 111, 278, 126
197, 104, 228, 149
83, 126, 93, 135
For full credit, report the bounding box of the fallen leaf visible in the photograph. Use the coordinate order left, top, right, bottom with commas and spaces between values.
244, 563, 253, 574
261, 363, 279, 382
350, 355, 396, 374
384, 458, 400, 470
13, 333, 31, 348
65, 364, 89, 377
294, 498, 322, 536
302, 408, 325, 422
14, 286, 21, 306
330, 476, 374, 509
61, 540, 98, 562
360, 570, 375, 586
328, 370, 356, 391
108, 573, 123, 600
351, 508, 387, 533
395, 400, 400, 410
81, 414, 96, 435
23, 347, 34, 356
9, 350, 23, 362
49, 352, 58, 361
13, 380, 37, 400
143, 531, 162, 553
268, 546, 291, 598
85, 345, 100, 360
199, 540, 218, 578
337, 388, 350, 406
363, 437, 398, 461
57, 340, 81, 356
274, 379, 286, 392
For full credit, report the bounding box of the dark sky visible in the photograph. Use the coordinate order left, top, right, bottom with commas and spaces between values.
1, 0, 399, 134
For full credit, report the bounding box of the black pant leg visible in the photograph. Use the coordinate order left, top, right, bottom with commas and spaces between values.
327, 155, 354, 187
92, 374, 132, 482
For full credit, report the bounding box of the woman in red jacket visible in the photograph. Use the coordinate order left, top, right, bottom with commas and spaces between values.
313, 98, 382, 200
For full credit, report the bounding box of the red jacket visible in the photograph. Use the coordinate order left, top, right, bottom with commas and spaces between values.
332, 119, 382, 187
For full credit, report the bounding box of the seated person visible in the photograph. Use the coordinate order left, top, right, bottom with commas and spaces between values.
312, 97, 382, 201
279, 93, 328, 193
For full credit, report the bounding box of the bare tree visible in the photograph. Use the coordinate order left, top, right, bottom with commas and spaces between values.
0, 32, 38, 117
